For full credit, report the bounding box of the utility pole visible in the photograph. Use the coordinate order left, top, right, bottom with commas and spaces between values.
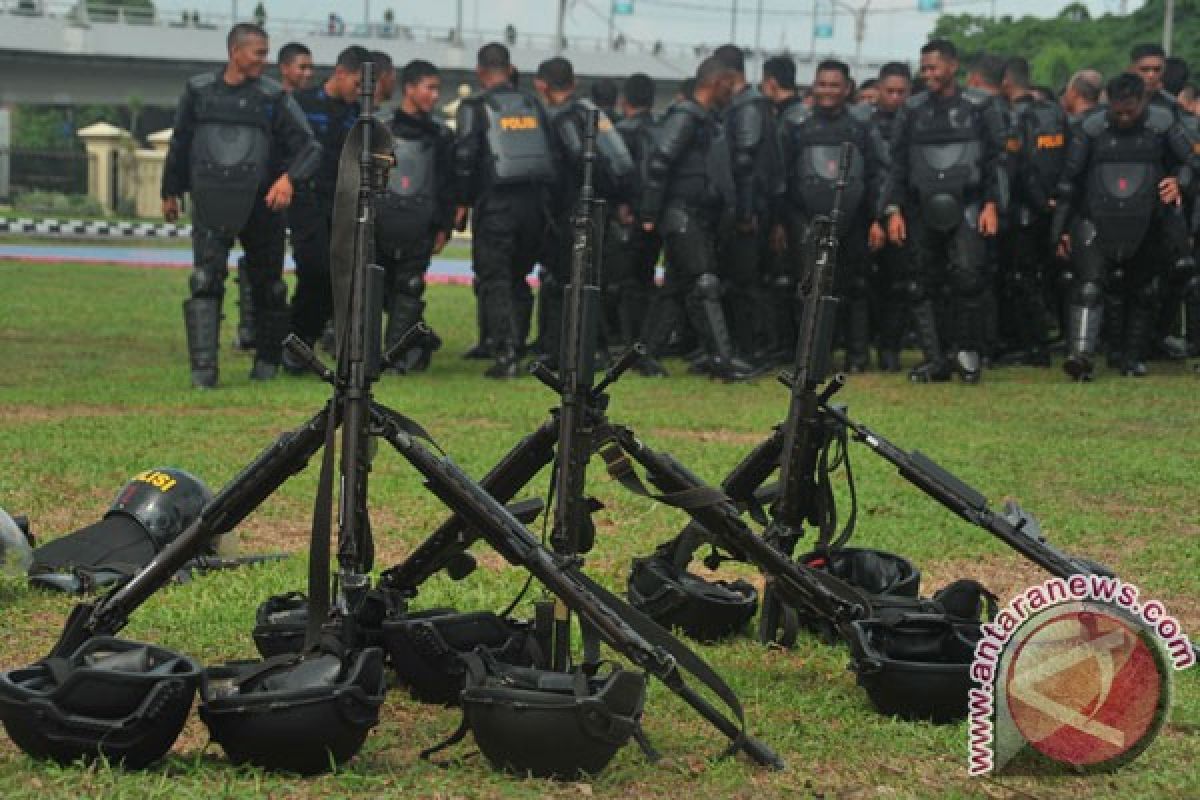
755, 0, 764, 53
731, 0, 738, 44
364, 0, 370, 33
556, 0, 567, 55
1163, 0, 1175, 55
231, 1, 238, 22
832, 0, 871, 79
456, 0, 463, 44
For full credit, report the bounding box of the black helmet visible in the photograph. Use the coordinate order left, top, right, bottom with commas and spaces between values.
382, 609, 539, 705
458, 654, 647, 779
790, 547, 922, 643
199, 648, 387, 775
108, 467, 213, 551
0, 637, 201, 768
845, 613, 983, 724
627, 555, 758, 642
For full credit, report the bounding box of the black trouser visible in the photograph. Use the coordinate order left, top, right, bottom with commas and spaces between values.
603, 221, 661, 350
871, 239, 912, 357
287, 192, 334, 345
189, 195, 288, 364
472, 185, 544, 354
998, 212, 1053, 355
719, 212, 770, 358
377, 229, 434, 351
908, 211, 990, 356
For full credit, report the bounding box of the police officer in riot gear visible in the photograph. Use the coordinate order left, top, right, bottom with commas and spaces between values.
775, 59, 890, 373
886, 39, 1010, 384
641, 57, 760, 382
534, 57, 636, 368
376, 59, 456, 373
233, 40, 316, 355
285, 46, 370, 369
610, 73, 668, 376
1130, 43, 1185, 117
162, 23, 320, 388
454, 43, 557, 379
1054, 73, 1198, 380
714, 44, 780, 366
870, 61, 914, 372
998, 57, 1067, 367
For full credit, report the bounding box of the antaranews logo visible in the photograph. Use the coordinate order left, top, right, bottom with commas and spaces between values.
967, 574, 1194, 775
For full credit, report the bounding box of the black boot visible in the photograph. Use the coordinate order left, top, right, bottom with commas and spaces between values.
234, 259, 256, 352
908, 300, 951, 382
485, 341, 521, 379
1062, 304, 1101, 382
691, 287, 763, 383
183, 297, 221, 388
384, 291, 425, 375
251, 307, 290, 381
1121, 303, 1153, 377
843, 296, 870, 373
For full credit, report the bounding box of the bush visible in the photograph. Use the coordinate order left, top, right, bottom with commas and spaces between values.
12, 191, 106, 217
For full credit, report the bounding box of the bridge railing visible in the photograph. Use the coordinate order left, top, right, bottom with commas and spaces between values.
0, 0, 703, 60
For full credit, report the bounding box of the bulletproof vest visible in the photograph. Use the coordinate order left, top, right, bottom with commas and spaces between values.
482, 89, 556, 186
727, 86, 782, 199
377, 135, 438, 246
871, 109, 899, 145
906, 92, 985, 231
617, 112, 655, 200
1081, 109, 1169, 258
664, 102, 734, 210
1017, 98, 1067, 210
188, 74, 273, 236
785, 110, 866, 228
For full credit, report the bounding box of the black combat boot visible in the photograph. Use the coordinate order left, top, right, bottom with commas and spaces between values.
250, 307, 290, 381
843, 296, 871, 374
908, 300, 951, 382
183, 297, 221, 389
1062, 304, 1101, 382
1121, 303, 1153, 377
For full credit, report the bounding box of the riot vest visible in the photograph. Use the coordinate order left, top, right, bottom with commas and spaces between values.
617, 111, 656, 203
906, 92, 986, 231
188, 73, 273, 236
482, 89, 556, 186
1016, 97, 1067, 213
871, 108, 899, 145
376, 135, 438, 246
726, 86, 782, 202
662, 102, 734, 211
784, 109, 866, 228
1081, 107, 1171, 258
578, 98, 636, 185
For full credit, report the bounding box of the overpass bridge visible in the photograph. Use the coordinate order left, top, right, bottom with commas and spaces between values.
0, 0, 891, 111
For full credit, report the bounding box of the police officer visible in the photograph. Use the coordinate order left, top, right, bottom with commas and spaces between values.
454, 43, 557, 379
534, 57, 636, 368
886, 39, 1011, 384
376, 59, 455, 373
641, 57, 759, 382
715, 44, 780, 367
162, 23, 320, 388
607, 72, 667, 375
1054, 72, 1197, 380
998, 56, 1067, 367
284, 46, 369, 369
234, 40, 316, 355
1130, 44, 1184, 116
870, 61, 914, 372
775, 59, 890, 373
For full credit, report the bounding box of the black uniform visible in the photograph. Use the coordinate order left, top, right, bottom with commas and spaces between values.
375, 107, 455, 372
454, 82, 556, 377
722, 85, 781, 360
869, 103, 912, 371
777, 101, 890, 371
1054, 104, 1197, 379
888, 85, 1011, 382
288, 84, 359, 350
539, 95, 635, 366
641, 99, 758, 381
998, 93, 1069, 365
162, 69, 319, 387
606, 108, 663, 365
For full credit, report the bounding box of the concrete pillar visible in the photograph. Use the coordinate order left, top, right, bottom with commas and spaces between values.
134, 128, 171, 218
77, 121, 134, 215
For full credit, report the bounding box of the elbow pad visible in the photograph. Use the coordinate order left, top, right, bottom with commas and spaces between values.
288, 141, 322, 184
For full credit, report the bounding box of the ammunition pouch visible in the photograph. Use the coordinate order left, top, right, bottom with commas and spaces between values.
452, 653, 647, 779
0, 637, 201, 768
198, 647, 386, 775
626, 554, 758, 642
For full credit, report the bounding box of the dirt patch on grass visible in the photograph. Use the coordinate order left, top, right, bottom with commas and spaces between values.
648, 427, 769, 447
0, 404, 267, 425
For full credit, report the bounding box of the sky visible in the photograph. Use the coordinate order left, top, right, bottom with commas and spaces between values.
198, 0, 1148, 61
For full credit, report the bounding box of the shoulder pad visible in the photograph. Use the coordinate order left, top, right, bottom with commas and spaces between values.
780, 102, 810, 127
732, 86, 764, 108
1080, 107, 1108, 137
848, 103, 873, 123
672, 99, 707, 120
187, 71, 218, 91
962, 87, 990, 107
252, 75, 285, 98
904, 92, 929, 110
1145, 104, 1174, 133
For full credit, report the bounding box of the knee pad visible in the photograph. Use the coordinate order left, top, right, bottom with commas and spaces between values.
1073, 280, 1102, 308
1135, 275, 1162, 304
694, 273, 722, 301
400, 272, 426, 299
189, 267, 225, 298
948, 266, 987, 298
771, 273, 795, 292
265, 278, 288, 310
902, 280, 926, 304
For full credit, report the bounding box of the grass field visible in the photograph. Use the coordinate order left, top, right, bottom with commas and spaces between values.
0, 259, 1196, 799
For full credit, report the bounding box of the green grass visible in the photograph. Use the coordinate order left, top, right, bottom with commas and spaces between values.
0, 259, 1196, 799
